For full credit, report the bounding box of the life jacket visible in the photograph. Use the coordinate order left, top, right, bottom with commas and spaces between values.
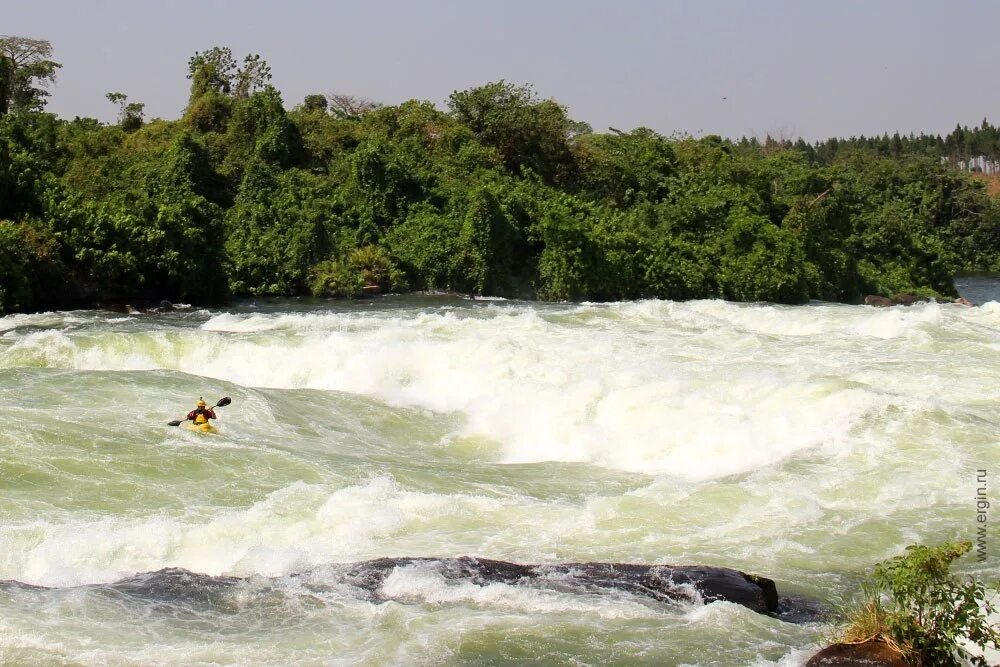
189, 407, 214, 424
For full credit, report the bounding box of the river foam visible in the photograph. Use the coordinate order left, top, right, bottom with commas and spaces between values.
2, 300, 996, 480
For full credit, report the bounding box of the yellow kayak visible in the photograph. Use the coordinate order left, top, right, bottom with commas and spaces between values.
182, 421, 219, 434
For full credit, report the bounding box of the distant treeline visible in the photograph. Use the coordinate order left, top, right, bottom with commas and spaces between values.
2, 37, 999, 314
736, 120, 1000, 165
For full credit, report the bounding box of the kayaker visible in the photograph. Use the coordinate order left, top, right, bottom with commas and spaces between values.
186, 399, 217, 426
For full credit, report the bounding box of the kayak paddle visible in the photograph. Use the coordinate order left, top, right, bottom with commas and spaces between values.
168, 396, 232, 426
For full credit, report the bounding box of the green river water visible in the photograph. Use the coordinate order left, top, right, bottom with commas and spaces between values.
1, 294, 998, 665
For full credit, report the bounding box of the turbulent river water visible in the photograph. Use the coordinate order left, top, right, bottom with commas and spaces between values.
1, 291, 998, 666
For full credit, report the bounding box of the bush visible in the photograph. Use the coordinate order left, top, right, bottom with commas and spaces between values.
840, 542, 1000, 666
309, 258, 362, 297
853, 205, 957, 299
716, 211, 811, 303
223, 87, 300, 176
384, 207, 462, 290
309, 246, 406, 297
350, 245, 407, 292
643, 235, 714, 300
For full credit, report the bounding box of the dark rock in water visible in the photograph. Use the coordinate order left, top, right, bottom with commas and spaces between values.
774, 594, 829, 624
805, 639, 910, 666
6, 558, 788, 617
865, 294, 937, 308
110, 567, 243, 606
361, 285, 381, 297
864, 295, 894, 307
300, 557, 779, 614
157, 300, 175, 312
891, 293, 929, 306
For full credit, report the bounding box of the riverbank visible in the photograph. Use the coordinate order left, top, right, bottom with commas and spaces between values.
4, 272, 997, 321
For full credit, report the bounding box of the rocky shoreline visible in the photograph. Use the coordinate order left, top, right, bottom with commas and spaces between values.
864, 293, 974, 307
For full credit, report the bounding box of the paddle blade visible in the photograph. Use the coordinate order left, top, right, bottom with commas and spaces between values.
216, 396, 232, 408
167, 420, 183, 426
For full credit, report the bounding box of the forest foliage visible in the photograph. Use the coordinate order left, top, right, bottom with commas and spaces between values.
2, 36, 999, 313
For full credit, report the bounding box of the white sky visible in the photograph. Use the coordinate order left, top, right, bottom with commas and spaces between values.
6, 0, 999, 140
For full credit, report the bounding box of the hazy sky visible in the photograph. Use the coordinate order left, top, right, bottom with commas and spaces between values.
6, 0, 999, 140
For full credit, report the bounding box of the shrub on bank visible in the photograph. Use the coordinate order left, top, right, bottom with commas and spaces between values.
837, 542, 1000, 666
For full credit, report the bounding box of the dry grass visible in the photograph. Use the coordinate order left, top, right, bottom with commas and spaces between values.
969, 172, 1000, 196
837, 599, 917, 663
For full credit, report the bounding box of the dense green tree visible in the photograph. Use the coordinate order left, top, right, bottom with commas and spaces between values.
448, 81, 577, 184
302, 94, 327, 113
0, 111, 60, 219
533, 193, 603, 300
223, 86, 300, 176
575, 128, 676, 207
225, 162, 338, 295
42, 131, 229, 303
716, 211, 811, 303
454, 187, 517, 293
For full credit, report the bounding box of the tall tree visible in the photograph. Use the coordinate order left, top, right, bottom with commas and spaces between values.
187, 46, 237, 100
0, 36, 61, 114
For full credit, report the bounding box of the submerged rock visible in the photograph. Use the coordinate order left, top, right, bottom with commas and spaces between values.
891, 293, 930, 306
864, 293, 959, 308
111, 567, 243, 606
805, 639, 910, 666
864, 295, 894, 307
